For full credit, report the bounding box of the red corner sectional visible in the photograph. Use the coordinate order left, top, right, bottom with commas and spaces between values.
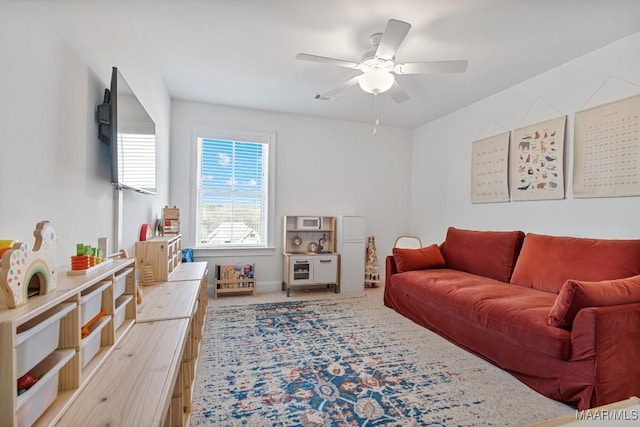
384, 226, 640, 410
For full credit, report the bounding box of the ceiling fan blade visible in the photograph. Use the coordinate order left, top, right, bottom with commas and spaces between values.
314, 75, 361, 100
375, 19, 411, 60
395, 60, 469, 74
388, 81, 410, 103
296, 53, 358, 69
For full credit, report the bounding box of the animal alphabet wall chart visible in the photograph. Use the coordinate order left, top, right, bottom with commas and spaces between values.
573, 94, 640, 198
509, 116, 566, 201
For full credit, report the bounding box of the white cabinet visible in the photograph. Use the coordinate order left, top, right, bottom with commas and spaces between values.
283, 254, 339, 296
340, 242, 365, 293
336, 216, 366, 293
313, 255, 338, 284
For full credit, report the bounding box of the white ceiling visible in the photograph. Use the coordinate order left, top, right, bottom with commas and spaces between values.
127, 0, 640, 129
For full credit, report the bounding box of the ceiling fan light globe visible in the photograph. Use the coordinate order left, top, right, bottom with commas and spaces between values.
358, 70, 395, 94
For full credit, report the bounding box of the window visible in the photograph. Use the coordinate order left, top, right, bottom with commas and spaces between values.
195, 127, 275, 249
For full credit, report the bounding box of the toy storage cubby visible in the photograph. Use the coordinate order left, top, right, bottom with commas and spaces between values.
135, 234, 182, 283
79, 280, 112, 372
113, 267, 135, 336
65, 260, 209, 426
0, 257, 136, 426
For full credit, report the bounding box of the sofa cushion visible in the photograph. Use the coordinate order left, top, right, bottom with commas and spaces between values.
511, 234, 640, 293
441, 227, 525, 282
392, 244, 445, 273
389, 269, 570, 359
549, 275, 640, 328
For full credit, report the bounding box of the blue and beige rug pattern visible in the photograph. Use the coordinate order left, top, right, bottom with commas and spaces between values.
191, 296, 572, 426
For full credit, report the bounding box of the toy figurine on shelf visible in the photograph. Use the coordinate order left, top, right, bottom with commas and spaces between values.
364, 235, 381, 288
0, 221, 57, 308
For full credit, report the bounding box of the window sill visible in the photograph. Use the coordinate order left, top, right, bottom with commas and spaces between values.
193, 246, 277, 258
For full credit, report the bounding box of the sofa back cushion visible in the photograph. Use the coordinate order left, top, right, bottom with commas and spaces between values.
511, 233, 640, 293
441, 227, 525, 282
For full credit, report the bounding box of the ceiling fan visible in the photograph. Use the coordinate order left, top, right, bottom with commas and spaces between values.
296, 18, 469, 104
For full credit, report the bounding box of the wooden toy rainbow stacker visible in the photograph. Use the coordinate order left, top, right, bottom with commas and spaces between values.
0, 221, 57, 308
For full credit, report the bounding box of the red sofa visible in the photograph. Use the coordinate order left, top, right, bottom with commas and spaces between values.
384, 227, 640, 410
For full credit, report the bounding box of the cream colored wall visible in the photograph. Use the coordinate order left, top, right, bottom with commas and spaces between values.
411, 32, 640, 245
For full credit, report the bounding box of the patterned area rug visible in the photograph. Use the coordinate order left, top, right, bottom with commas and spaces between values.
191, 295, 572, 426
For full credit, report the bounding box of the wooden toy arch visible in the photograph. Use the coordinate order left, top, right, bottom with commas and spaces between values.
0, 221, 57, 308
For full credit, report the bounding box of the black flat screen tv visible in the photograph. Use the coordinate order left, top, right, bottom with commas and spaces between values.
98, 67, 157, 195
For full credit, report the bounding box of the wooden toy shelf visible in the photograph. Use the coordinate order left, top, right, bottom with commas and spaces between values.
60, 262, 209, 427
135, 234, 182, 283
0, 236, 207, 426
0, 257, 137, 427
214, 264, 256, 299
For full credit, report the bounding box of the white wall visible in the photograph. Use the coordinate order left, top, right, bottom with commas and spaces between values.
170, 100, 412, 289
411, 31, 640, 245
10, 3, 637, 290
0, 3, 170, 267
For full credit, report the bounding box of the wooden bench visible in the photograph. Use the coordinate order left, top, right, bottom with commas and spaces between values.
56, 319, 189, 426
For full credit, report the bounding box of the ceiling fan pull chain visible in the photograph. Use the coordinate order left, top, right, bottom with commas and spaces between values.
373, 94, 379, 135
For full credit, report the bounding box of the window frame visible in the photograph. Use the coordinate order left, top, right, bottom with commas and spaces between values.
192, 124, 276, 253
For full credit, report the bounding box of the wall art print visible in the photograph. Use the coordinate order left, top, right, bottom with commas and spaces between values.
471, 132, 510, 203
573, 94, 640, 198
509, 116, 566, 201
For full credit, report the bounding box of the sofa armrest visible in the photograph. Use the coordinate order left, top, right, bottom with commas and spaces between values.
385, 255, 398, 286
570, 302, 640, 407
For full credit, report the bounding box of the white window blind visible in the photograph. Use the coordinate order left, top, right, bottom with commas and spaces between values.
117, 133, 156, 191
196, 136, 270, 248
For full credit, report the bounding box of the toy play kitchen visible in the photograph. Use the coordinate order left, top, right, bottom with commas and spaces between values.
282, 215, 339, 296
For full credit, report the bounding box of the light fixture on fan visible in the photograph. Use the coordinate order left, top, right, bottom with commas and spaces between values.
358, 70, 394, 94
296, 18, 469, 133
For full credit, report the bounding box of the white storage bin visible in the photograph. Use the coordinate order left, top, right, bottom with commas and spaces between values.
80, 281, 110, 327
16, 349, 74, 427
15, 303, 76, 378
114, 268, 132, 300
114, 295, 131, 331
17, 369, 58, 427
80, 314, 111, 368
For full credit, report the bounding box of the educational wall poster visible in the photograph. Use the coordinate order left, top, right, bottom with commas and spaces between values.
573, 94, 640, 198
471, 132, 510, 203
509, 116, 566, 201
